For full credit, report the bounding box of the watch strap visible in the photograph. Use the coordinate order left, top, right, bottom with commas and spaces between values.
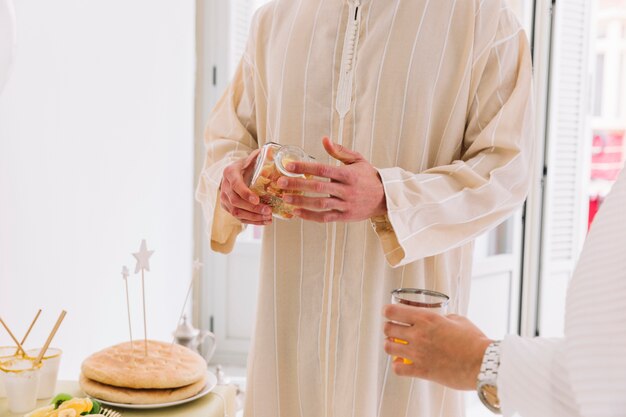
477, 340, 502, 414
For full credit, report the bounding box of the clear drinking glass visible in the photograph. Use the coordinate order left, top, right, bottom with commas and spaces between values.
0, 357, 41, 413
249, 142, 314, 219
391, 288, 449, 313
0, 346, 20, 399
25, 347, 62, 399
390, 288, 450, 364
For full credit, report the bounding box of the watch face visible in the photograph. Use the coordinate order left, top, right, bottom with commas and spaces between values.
480, 384, 500, 410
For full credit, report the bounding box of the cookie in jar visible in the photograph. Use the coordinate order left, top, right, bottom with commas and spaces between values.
249, 142, 314, 219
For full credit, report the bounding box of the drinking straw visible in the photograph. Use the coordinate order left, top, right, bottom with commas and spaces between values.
0, 317, 26, 356
15, 309, 42, 355
34, 310, 66, 366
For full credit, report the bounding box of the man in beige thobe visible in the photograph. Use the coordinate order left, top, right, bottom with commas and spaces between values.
196, 0, 534, 416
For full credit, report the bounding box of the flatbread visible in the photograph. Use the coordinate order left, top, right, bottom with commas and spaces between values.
79, 373, 207, 405
81, 340, 206, 389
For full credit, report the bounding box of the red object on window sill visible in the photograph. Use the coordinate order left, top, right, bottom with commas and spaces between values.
588, 196, 601, 230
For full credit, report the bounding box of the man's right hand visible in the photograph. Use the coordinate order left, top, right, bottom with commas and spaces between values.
220, 150, 273, 225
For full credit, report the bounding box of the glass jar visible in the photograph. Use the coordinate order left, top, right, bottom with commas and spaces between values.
249, 142, 314, 219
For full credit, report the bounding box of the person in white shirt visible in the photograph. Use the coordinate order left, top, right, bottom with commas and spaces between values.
383, 169, 626, 416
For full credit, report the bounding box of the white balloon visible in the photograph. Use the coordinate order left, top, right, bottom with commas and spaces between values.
0, 0, 17, 94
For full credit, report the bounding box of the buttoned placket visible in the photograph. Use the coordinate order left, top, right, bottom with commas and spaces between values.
335, 0, 362, 145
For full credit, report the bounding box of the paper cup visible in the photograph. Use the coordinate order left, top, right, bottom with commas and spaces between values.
0, 357, 42, 413
25, 348, 62, 399
0, 346, 20, 399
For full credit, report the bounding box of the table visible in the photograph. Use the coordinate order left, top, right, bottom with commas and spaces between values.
0, 381, 237, 417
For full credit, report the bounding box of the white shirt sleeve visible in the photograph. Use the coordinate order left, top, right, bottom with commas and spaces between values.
498, 170, 626, 417
499, 336, 579, 416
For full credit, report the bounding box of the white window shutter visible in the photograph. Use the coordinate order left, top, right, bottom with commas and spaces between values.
198, 0, 270, 366
539, 0, 592, 336
229, 0, 254, 77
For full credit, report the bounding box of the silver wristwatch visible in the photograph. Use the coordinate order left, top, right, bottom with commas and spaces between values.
476, 340, 502, 414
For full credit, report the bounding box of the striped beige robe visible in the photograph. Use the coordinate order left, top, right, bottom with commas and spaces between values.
196, 0, 534, 416
499, 170, 626, 417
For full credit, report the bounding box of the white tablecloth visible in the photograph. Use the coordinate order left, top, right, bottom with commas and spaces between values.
0, 381, 238, 417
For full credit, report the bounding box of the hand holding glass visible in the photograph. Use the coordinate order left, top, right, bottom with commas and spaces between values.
390, 288, 450, 364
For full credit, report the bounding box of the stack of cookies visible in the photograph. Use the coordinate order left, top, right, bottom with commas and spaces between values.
80, 340, 207, 405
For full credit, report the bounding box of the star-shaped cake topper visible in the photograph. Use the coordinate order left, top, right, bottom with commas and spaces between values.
121, 265, 129, 280
132, 239, 154, 274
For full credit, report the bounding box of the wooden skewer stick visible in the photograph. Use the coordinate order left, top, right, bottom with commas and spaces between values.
0, 317, 26, 356
141, 269, 148, 356
132, 239, 153, 357
34, 310, 67, 367
121, 266, 133, 349
125, 280, 134, 349
13, 309, 43, 356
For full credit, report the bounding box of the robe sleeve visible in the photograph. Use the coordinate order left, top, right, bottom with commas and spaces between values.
498, 336, 580, 417
373, 7, 534, 267
195, 19, 260, 254
498, 170, 626, 417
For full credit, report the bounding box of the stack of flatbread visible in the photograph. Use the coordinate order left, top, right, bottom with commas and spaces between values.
80, 340, 207, 405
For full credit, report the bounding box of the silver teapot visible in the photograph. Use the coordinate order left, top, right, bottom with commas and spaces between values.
172, 315, 217, 363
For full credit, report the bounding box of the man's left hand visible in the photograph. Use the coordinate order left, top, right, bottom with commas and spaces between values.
277, 137, 387, 223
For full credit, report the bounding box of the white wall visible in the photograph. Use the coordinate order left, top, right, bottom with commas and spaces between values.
0, 0, 196, 379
